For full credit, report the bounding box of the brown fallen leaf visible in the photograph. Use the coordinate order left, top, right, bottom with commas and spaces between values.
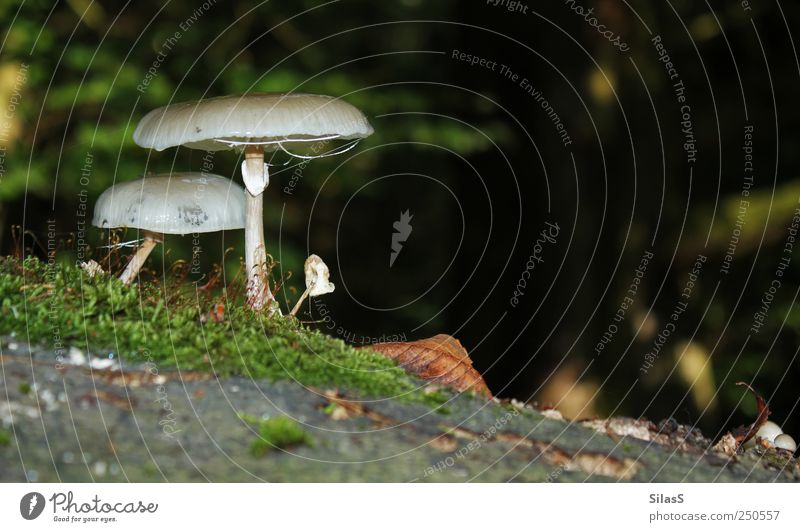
367, 334, 492, 397
729, 382, 771, 450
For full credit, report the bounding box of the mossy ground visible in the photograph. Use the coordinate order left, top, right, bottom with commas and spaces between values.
243, 415, 314, 456
0, 256, 448, 407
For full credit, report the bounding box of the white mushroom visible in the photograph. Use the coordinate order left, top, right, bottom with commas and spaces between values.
290, 254, 335, 317
744, 420, 784, 449
774, 433, 797, 453
755, 420, 783, 443
132, 93, 372, 312
92, 173, 245, 284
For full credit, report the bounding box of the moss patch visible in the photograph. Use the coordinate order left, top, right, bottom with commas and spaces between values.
248, 416, 313, 456
0, 429, 10, 446
0, 256, 448, 406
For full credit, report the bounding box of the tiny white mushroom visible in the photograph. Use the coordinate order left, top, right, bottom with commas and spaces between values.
755, 420, 783, 443
744, 420, 784, 449
774, 434, 797, 453
290, 254, 335, 317
92, 173, 245, 284
133, 93, 372, 311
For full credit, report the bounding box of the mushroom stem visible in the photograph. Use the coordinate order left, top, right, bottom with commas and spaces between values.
119, 230, 162, 284
289, 285, 312, 317
243, 145, 275, 312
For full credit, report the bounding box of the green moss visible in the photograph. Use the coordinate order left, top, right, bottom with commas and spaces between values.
758, 448, 796, 470
249, 416, 313, 456
141, 463, 160, 479
17, 382, 31, 395
435, 405, 452, 416
622, 441, 636, 453
0, 256, 443, 405
0, 429, 10, 446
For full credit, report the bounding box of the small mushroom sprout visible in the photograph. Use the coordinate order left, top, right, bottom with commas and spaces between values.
93, 173, 245, 284
290, 254, 335, 317
132, 93, 372, 311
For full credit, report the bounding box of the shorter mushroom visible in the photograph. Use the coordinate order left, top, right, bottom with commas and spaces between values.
774, 433, 797, 453
93, 173, 245, 284
290, 254, 335, 317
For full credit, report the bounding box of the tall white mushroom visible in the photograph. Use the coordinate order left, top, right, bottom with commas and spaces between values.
132, 93, 373, 311
93, 173, 245, 284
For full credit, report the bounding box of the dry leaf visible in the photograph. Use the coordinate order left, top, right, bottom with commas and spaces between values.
79, 260, 105, 278
200, 303, 225, 323
729, 382, 771, 450
711, 433, 738, 456
368, 334, 492, 397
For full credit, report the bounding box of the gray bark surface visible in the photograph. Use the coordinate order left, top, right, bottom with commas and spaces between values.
1, 340, 798, 482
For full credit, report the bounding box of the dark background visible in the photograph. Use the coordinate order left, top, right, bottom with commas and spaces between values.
2, 0, 799, 438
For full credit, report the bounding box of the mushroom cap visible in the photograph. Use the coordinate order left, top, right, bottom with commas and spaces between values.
755, 420, 783, 443
92, 173, 246, 235
774, 433, 797, 452
133, 93, 374, 152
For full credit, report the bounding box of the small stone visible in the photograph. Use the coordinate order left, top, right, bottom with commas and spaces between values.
39, 389, 57, 411
93, 461, 107, 477
329, 405, 350, 421
67, 346, 86, 366
510, 398, 528, 411
542, 409, 564, 421
89, 358, 116, 370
